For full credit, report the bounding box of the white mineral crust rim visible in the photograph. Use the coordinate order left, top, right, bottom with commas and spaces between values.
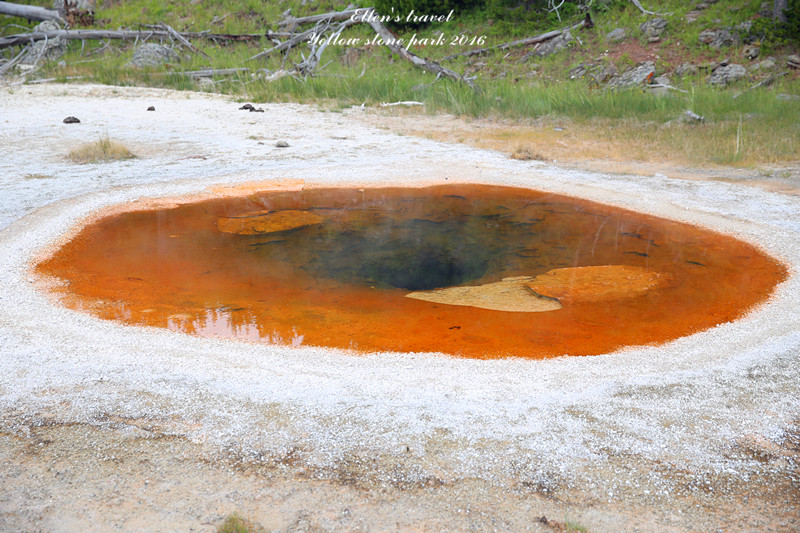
0, 84, 798, 490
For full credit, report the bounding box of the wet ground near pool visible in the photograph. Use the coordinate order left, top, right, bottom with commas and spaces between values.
35, 184, 787, 358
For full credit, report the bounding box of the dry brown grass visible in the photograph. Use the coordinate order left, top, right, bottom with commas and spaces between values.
68, 137, 136, 164
510, 144, 547, 161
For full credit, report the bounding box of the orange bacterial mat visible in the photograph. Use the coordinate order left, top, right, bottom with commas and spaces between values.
35, 184, 787, 359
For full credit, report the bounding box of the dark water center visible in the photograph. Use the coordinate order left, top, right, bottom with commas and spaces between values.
36, 184, 787, 358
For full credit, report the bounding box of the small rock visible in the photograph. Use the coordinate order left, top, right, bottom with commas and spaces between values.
147, 106, 155, 111
708, 63, 746, 87
608, 61, 656, 89
743, 44, 760, 60
681, 110, 705, 124
533, 31, 572, 58
606, 28, 626, 42
685, 10, 701, 22
777, 94, 800, 101
275, 140, 289, 148
596, 64, 618, 83
569, 64, 589, 79
698, 28, 738, 49
758, 58, 776, 70
654, 75, 671, 86
239, 103, 255, 111
127, 43, 178, 68
640, 18, 668, 41
675, 62, 699, 77
63, 116, 80, 124
696, 2, 709, 9
788, 55, 800, 69
19, 20, 68, 67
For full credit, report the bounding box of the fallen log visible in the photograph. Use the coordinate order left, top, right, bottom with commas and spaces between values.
0, 1, 64, 23
365, 15, 475, 88
442, 14, 591, 61
0, 29, 263, 49
277, 5, 370, 27
733, 71, 788, 98
179, 67, 250, 78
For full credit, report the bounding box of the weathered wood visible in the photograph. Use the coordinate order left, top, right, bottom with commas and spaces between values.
160, 23, 211, 59
442, 15, 590, 61
733, 71, 788, 98
0, 1, 64, 23
248, 27, 318, 60
277, 5, 369, 27
365, 16, 475, 88
180, 67, 250, 78
0, 29, 263, 49
630, 0, 661, 15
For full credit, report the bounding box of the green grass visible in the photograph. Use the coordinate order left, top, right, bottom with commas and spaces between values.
4, 0, 799, 167
217, 512, 264, 533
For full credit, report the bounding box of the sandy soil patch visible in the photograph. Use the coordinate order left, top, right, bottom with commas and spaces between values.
0, 83, 798, 532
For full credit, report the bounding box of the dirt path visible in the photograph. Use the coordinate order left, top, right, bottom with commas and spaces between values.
0, 84, 798, 532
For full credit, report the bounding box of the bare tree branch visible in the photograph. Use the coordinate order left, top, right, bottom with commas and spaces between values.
0, 1, 64, 23
442, 15, 591, 61
0, 29, 263, 49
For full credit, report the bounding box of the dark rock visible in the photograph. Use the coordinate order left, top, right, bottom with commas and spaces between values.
275, 141, 289, 148
63, 116, 80, 124
127, 43, 178, 68
707, 63, 746, 87
606, 28, 626, 42
239, 104, 255, 111
640, 18, 667, 41
147, 106, 155, 111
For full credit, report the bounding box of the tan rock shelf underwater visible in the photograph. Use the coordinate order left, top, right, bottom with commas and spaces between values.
35, 184, 787, 359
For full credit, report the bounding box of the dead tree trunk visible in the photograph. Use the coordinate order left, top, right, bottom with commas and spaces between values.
365, 16, 475, 88
0, 1, 64, 23
442, 15, 591, 61
774, 0, 788, 22
0, 29, 262, 49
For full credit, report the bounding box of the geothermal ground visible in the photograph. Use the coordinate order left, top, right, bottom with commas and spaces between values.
0, 84, 798, 532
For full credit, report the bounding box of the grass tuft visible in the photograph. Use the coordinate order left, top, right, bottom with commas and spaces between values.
217, 512, 265, 533
510, 144, 546, 161
68, 137, 136, 164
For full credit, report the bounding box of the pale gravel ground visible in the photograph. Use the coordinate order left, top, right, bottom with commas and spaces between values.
0, 84, 798, 532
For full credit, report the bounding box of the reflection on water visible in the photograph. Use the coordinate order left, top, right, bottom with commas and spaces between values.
36, 184, 787, 359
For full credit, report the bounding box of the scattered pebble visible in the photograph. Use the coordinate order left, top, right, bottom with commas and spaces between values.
63, 116, 80, 124
147, 106, 156, 111
275, 140, 289, 148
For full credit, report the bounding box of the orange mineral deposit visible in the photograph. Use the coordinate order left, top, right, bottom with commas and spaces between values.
35, 184, 787, 359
